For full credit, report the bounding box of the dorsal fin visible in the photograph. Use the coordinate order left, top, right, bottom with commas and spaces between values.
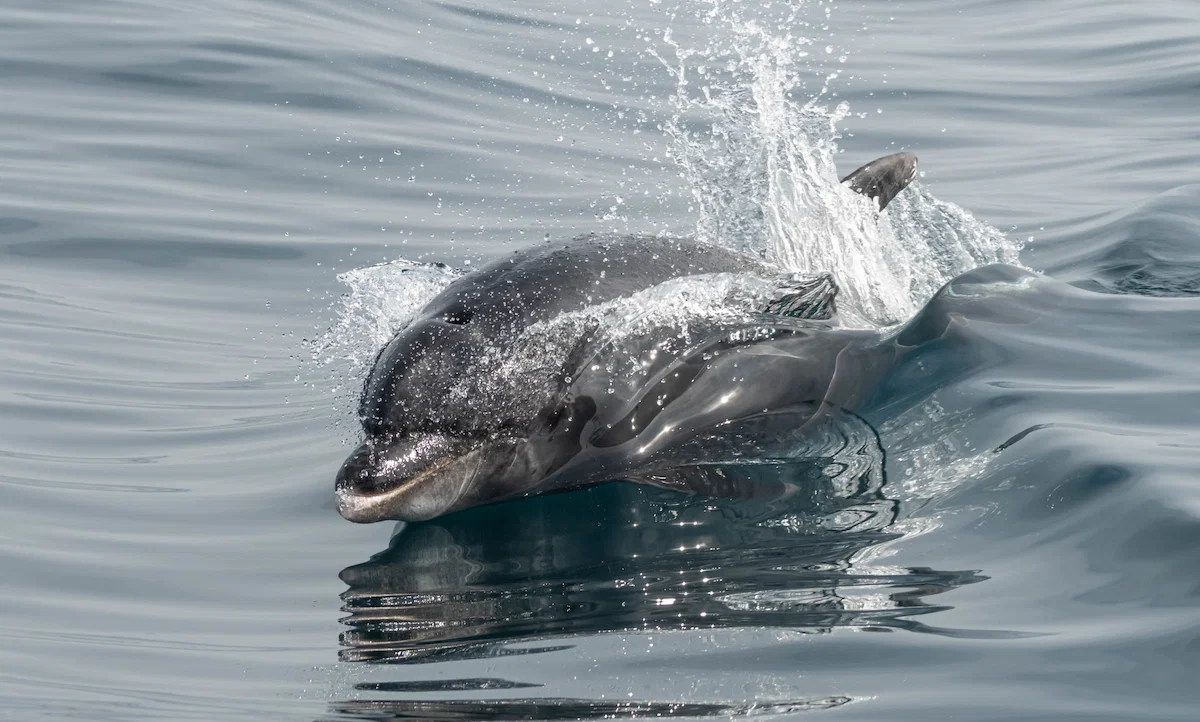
762, 273, 839, 320
841, 151, 918, 211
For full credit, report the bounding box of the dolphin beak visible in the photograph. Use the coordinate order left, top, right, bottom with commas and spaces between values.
335, 433, 480, 523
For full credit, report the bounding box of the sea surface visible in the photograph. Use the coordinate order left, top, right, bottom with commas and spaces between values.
2, 1, 1199, 720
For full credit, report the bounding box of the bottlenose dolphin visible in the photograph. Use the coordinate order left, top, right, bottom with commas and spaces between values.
336, 152, 924, 522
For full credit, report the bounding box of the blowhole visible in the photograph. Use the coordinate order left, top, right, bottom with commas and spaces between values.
441, 308, 473, 325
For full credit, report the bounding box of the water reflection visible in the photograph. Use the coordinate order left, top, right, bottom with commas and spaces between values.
331, 410, 987, 717
321, 695, 854, 721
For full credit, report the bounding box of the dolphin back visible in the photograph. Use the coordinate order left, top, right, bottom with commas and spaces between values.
416, 234, 772, 330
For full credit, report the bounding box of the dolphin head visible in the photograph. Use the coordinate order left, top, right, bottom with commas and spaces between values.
335, 309, 570, 523
335, 430, 522, 522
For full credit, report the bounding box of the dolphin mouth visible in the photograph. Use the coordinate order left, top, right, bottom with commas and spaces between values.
335, 433, 483, 523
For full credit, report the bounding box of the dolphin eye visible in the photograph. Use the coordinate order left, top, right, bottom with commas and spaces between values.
441, 308, 473, 325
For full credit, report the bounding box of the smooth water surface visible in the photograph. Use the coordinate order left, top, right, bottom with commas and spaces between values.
2, 1, 1199, 720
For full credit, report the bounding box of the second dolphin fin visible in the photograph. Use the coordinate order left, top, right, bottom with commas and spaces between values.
841, 151, 918, 211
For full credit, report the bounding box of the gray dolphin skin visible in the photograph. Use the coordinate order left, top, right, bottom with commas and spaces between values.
336, 154, 922, 523
841, 151, 919, 212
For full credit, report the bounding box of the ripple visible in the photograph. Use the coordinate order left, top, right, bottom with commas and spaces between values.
2, 0, 1200, 720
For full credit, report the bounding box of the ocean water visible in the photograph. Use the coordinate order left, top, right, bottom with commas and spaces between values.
2, 0, 1199, 720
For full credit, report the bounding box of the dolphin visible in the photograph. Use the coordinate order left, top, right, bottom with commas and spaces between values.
336, 153, 923, 523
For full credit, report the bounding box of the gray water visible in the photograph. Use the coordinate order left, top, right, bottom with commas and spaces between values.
2, 1, 1199, 720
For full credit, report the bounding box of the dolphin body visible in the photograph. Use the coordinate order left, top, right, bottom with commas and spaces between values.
336, 153, 935, 522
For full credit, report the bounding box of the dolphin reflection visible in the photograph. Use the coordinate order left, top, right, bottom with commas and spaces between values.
328, 410, 992, 719
337, 410, 986, 658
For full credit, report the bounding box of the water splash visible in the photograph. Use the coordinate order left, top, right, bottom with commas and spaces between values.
650, 0, 1023, 324
306, 259, 459, 410
315, 0, 1025, 432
